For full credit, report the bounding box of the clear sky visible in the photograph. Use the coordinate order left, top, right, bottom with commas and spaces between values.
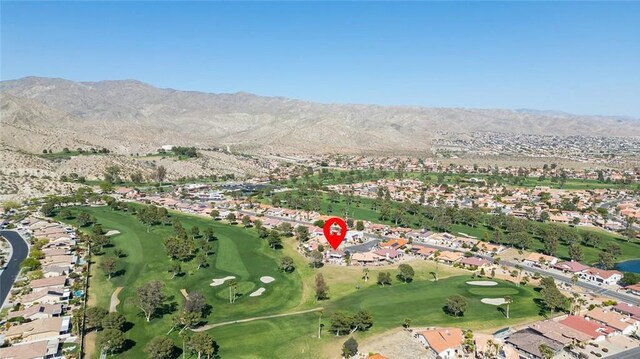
2, 1, 639, 117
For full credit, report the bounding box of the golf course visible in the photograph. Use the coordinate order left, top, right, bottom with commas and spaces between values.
57, 206, 544, 359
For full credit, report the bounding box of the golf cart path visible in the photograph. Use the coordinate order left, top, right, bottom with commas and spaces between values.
192, 307, 323, 332
109, 287, 123, 312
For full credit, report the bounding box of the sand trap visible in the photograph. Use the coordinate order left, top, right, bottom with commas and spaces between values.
105, 230, 121, 237
180, 289, 189, 299
249, 288, 266, 297
481, 298, 508, 305
210, 276, 236, 287
260, 276, 275, 284
466, 280, 498, 286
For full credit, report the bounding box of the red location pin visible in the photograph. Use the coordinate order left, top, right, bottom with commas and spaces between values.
323, 217, 347, 250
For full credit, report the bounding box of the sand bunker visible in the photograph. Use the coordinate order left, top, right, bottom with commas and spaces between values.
249, 288, 266, 297
466, 280, 498, 286
105, 230, 121, 237
260, 276, 275, 284
481, 298, 508, 305
210, 276, 236, 287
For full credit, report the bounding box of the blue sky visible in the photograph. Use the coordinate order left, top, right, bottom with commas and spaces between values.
2, 1, 639, 117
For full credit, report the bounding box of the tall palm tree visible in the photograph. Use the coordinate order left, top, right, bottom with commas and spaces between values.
504, 296, 513, 318
362, 268, 369, 282
228, 279, 238, 304
433, 250, 441, 282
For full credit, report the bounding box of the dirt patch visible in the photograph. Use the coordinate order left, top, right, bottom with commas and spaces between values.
109, 287, 123, 313
84, 331, 97, 359
359, 328, 429, 359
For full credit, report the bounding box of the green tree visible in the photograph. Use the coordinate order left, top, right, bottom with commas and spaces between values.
598, 251, 615, 270
315, 273, 329, 300
190, 332, 216, 359
100, 256, 118, 279
102, 312, 126, 331
355, 220, 365, 231
446, 295, 468, 317
295, 225, 310, 242
279, 256, 295, 272
330, 311, 353, 336
568, 243, 583, 261
86, 306, 109, 331
97, 328, 126, 355
397, 264, 415, 283
310, 250, 324, 268
137, 281, 165, 322
342, 337, 358, 358
145, 336, 175, 359
377, 272, 392, 287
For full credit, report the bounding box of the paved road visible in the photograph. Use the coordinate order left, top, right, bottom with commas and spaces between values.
0, 230, 29, 307
239, 209, 640, 306
607, 347, 640, 359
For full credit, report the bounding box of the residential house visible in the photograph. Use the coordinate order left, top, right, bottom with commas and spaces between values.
437, 251, 464, 264
523, 252, 558, 267
624, 283, 640, 296
8, 304, 63, 321
460, 256, 491, 269
0, 340, 58, 359
559, 315, 611, 341
351, 252, 383, 265
505, 328, 564, 359
554, 261, 590, 274
580, 268, 623, 285
414, 327, 463, 359
380, 238, 408, 250
373, 248, 403, 262
21, 288, 69, 306
613, 303, 640, 321
585, 307, 638, 335
29, 276, 67, 292
5, 317, 70, 342
528, 319, 591, 345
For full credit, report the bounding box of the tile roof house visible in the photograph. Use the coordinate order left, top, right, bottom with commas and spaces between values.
21, 288, 69, 306
380, 238, 408, 250
506, 328, 564, 359
613, 302, 640, 320
523, 252, 558, 267
585, 307, 639, 335
373, 248, 403, 261
415, 327, 463, 359
580, 268, 623, 285
559, 315, 609, 341
5, 317, 70, 342
554, 261, 590, 274
29, 276, 67, 292
528, 319, 591, 344
0, 340, 57, 359
460, 256, 491, 268
436, 251, 464, 264
7, 304, 63, 321
624, 283, 640, 296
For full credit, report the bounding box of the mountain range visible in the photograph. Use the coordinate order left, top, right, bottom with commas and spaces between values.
2, 76, 639, 155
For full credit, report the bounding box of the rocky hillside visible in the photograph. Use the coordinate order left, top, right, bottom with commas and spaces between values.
3, 76, 639, 155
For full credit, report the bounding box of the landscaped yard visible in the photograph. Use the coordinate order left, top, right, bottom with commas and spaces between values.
57, 206, 543, 359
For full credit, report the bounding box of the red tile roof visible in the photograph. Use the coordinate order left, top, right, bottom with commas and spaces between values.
559, 315, 605, 339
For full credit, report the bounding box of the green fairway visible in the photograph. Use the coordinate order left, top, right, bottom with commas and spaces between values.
56, 206, 302, 358
285, 169, 635, 190
56, 206, 542, 358
268, 190, 640, 265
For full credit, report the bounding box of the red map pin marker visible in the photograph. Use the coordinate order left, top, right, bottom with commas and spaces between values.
323, 217, 347, 250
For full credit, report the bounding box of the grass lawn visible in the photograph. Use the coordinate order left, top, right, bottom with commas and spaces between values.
57, 206, 544, 358
56, 206, 302, 358
270, 191, 640, 265
287, 169, 634, 190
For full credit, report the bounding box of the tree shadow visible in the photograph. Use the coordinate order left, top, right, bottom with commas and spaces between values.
119, 339, 136, 353
442, 305, 464, 317
122, 321, 135, 333
112, 269, 126, 278
497, 307, 506, 317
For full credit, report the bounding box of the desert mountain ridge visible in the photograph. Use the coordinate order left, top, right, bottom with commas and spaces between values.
2, 76, 640, 156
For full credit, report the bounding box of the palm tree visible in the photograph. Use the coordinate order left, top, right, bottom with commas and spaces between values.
228, 279, 238, 304
571, 274, 579, 286
433, 250, 441, 282
362, 268, 369, 282
577, 298, 587, 315
504, 296, 513, 318
538, 343, 554, 359
514, 264, 522, 287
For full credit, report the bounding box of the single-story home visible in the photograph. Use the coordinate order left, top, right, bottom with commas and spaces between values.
5, 316, 70, 342
585, 307, 639, 335
579, 268, 623, 285
559, 315, 611, 341
437, 251, 464, 264
460, 256, 491, 269
554, 261, 590, 274
0, 340, 58, 359
8, 304, 63, 321
523, 252, 558, 267
414, 327, 463, 359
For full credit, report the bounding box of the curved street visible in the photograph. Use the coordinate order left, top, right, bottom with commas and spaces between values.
0, 230, 29, 307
